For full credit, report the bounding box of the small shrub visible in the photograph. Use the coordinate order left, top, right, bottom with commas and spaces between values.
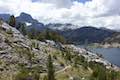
15, 68, 40, 80
7, 28, 13, 35
15, 69, 30, 80
43, 75, 48, 80
0, 19, 3, 26
59, 61, 65, 67
4, 38, 11, 45
32, 41, 39, 49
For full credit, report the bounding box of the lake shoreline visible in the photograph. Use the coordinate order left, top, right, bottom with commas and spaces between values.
68, 45, 120, 71
86, 47, 120, 67
90, 43, 120, 48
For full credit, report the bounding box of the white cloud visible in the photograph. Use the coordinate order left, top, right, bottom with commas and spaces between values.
40, 0, 73, 8
0, 0, 120, 29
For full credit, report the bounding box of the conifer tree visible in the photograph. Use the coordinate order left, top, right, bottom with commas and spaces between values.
8, 15, 16, 27
19, 23, 27, 35
47, 54, 55, 80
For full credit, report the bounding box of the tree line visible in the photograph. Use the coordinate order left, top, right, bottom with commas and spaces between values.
7, 15, 66, 44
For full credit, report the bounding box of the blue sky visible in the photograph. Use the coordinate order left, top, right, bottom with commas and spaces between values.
0, 0, 120, 30
32, 0, 91, 3
74, 0, 91, 3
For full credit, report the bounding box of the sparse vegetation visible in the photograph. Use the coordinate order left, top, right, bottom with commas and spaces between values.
27, 29, 66, 44
15, 68, 40, 80
89, 61, 120, 80
6, 28, 13, 35
31, 41, 39, 49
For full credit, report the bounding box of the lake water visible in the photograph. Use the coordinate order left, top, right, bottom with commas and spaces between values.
90, 48, 120, 67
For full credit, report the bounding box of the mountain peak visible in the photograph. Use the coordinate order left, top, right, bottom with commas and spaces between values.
19, 12, 33, 21
20, 12, 31, 17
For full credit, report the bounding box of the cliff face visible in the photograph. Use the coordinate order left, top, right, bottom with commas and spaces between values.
98, 33, 120, 48
104, 33, 120, 43
0, 21, 120, 80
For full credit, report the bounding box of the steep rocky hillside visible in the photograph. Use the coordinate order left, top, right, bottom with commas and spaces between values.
104, 33, 120, 43
94, 33, 120, 48
0, 20, 120, 80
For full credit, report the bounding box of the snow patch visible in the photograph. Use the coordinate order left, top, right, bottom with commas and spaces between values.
25, 22, 32, 26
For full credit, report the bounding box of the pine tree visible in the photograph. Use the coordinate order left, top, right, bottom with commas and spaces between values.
45, 29, 51, 40
47, 54, 56, 80
27, 28, 36, 39
19, 23, 27, 35
0, 19, 3, 26
8, 15, 16, 27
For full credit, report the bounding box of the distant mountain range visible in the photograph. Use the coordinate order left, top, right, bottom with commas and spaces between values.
0, 12, 45, 31
58, 27, 115, 44
0, 14, 11, 21
0, 12, 117, 44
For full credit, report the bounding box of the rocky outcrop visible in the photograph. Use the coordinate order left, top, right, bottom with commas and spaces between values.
92, 43, 120, 48
98, 33, 120, 48
101, 43, 120, 48
0, 21, 48, 73
65, 45, 120, 71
